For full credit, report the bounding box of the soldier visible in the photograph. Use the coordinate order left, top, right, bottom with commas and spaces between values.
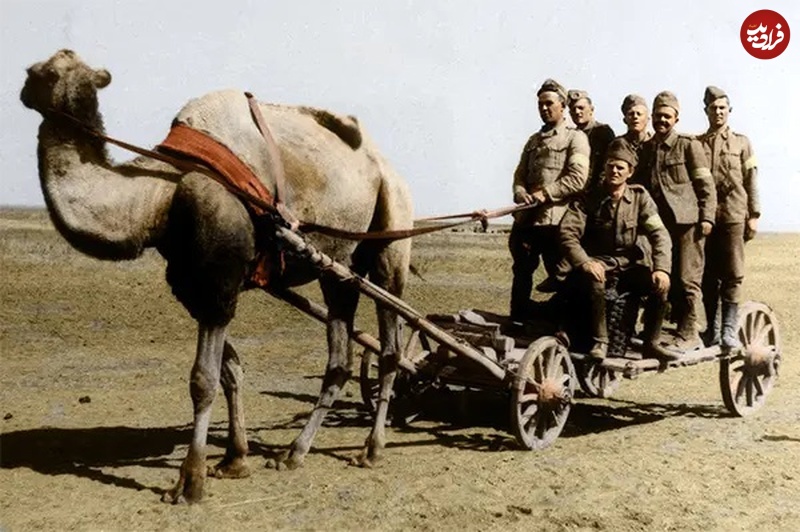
634, 91, 716, 351
559, 140, 674, 360
615, 94, 652, 156
697, 86, 760, 349
567, 89, 616, 191
509, 79, 590, 320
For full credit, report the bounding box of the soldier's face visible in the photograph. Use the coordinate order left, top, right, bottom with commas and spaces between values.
705, 97, 730, 129
569, 98, 593, 127
604, 159, 633, 187
538, 92, 564, 125
652, 106, 678, 136
623, 104, 649, 133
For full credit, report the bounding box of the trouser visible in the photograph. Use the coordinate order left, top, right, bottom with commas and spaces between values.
703, 222, 745, 306
570, 264, 654, 343
508, 223, 559, 316
667, 223, 706, 335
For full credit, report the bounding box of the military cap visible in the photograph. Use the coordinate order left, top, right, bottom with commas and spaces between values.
567, 89, 590, 106
621, 94, 647, 114
653, 91, 680, 114
704, 85, 728, 107
537, 78, 567, 102
606, 138, 638, 168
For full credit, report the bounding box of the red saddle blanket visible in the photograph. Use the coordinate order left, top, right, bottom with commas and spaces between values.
158, 123, 277, 288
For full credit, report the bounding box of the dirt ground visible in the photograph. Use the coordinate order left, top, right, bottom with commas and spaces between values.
1, 207, 798, 531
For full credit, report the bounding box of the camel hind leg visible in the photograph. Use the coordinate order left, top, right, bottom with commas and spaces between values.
351, 240, 407, 467
352, 173, 413, 467
268, 275, 360, 470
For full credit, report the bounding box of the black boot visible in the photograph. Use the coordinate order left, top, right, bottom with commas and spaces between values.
702, 297, 721, 346
673, 301, 703, 352
642, 297, 681, 361
721, 301, 741, 350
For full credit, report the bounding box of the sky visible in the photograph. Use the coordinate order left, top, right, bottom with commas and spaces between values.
1, 0, 798, 230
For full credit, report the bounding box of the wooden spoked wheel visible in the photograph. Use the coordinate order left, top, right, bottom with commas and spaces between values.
577, 361, 621, 398
510, 336, 575, 450
359, 329, 429, 419
719, 301, 781, 416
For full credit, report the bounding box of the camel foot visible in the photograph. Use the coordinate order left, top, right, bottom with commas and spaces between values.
161, 474, 204, 505
160, 459, 206, 505
208, 456, 251, 479
349, 444, 383, 468
265, 450, 305, 471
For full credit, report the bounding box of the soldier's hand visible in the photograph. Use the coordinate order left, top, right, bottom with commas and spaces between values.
744, 217, 759, 241
699, 221, 713, 237
531, 189, 547, 204
515, 192, 535, 205
581, 260, 606, 283
652, 270, 670, 297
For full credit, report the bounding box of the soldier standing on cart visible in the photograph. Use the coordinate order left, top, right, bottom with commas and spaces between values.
509, 79, 590, 320
567, 89, 616, 192
634, 91, 716, 352
559, 140, 675, 360
697, 86, 760, 350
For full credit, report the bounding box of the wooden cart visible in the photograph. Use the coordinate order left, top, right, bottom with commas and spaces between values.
273, 227, 782, 450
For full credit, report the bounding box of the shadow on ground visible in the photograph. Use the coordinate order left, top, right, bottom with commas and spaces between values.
0, 387, 732, 493
261, 384, 731, 453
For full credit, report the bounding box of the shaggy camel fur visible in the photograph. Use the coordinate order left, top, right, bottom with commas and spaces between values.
21, 49, 413, 503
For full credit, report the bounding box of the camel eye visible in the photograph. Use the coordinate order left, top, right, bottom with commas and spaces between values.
43, 66, 58, 81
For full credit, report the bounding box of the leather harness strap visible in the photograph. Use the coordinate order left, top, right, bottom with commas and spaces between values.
245, 92, 299, 229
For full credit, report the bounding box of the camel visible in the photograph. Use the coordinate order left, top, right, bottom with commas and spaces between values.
20, 49, 413, 503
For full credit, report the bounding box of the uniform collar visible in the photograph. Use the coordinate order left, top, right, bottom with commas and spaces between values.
705, 124, 731, 139
599, 184, 634, 205
657, 129, 678, 148
539, 119, 567, 137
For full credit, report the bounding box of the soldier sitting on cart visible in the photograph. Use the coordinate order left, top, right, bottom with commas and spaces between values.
558, 140, 678, 361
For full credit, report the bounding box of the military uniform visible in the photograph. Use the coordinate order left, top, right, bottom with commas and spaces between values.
697, 86, 760, 347
509, 80, 590, 319
567, 90, 616, 192
633, 91, 716, 344
581, 120, 616, 191
511, 121, 591, 225
560, 182, 671, 350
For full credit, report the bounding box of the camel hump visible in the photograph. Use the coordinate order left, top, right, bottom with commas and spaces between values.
300, 107, 362, 150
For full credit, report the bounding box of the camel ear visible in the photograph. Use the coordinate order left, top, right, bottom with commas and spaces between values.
93, 69, 112, 89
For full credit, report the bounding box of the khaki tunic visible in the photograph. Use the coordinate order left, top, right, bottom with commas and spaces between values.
634, 130, 717, 226
697, 125, 760, 223
513, 121, 590, 226
559, 184, 671, 274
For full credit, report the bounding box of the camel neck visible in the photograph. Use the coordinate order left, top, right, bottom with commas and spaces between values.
37, 120, 177, 260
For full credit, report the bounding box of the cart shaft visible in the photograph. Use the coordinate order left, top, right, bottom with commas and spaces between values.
276, 227, 507, 381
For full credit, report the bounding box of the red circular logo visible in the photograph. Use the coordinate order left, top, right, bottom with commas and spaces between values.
741, 10, 790, 59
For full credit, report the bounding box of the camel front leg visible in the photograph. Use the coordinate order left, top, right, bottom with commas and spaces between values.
208, 341, 251, 479
162, 324, 227, 504
268, 276, 357, 470
352, 305, 400, 467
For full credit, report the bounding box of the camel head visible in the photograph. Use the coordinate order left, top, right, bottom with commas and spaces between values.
21, 49, 111, 126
